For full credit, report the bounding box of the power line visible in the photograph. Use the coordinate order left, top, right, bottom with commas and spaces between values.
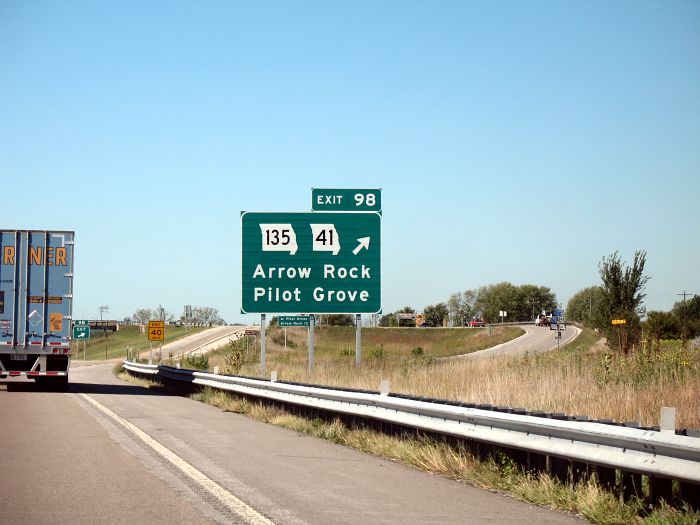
677, 291, 694, 340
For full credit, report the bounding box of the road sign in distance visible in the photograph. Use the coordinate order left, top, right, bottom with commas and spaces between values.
73, 326, 90, 339
312, 188, 381, 212
611, 319, 627, 325
148, 320, 165, 341
278, 315, 311, 327
241, 212, 381, 314
244, 329, 260, 336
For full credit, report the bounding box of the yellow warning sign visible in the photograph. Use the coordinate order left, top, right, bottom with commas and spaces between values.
148, 320, 165, 341
611, 319, 627, 325
50, 312, 63, 332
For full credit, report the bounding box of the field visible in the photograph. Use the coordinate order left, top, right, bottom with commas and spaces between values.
208, 325, 522, 371
211, 326, 700, 428
72, 325, 205, 360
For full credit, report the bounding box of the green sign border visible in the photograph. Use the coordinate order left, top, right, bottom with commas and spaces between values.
278, 315, 312, 327
241, 211, 381, 315
311, 188, 382, 212
72, 326, 90, 340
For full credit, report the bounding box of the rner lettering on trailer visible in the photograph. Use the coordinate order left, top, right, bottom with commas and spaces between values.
2, 246, 69, 267
28, 247, 68, 266
3, 246, 14, 265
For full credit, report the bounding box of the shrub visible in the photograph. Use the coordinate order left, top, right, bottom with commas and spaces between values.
368, 344, 384, 359
181, 354, 209, 371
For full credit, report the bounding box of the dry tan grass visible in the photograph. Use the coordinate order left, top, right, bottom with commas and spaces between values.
222, 328, 700, 428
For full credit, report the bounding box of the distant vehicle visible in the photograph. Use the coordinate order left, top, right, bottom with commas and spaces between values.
467, 318, 486, 327
0, 230, 74, 388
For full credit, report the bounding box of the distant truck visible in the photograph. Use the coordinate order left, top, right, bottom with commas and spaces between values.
467, 318, 486, 327
0, 230, 75, 388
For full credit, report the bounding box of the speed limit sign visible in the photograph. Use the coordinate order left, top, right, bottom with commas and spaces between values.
148, 320, 165, 341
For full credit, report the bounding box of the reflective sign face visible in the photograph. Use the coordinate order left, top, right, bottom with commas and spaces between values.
241, 212, 381, 314
148, 320, 165, 341
73, 326, 90, 339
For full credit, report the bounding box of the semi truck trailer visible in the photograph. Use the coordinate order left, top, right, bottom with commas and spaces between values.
0, 230, 74, 388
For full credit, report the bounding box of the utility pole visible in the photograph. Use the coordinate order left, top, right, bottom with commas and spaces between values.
677, 291, 693, 346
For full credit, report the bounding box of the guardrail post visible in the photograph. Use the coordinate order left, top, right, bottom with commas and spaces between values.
594, 466, 617, 492
527, 451, 547, 474
260, 314, 266, 375
649, 476, 674, 506
571, 461, 590, 485
308, 315, 314, 371
679, 482, 700, 510
355, 314, 362, 368
660, 407, 676, 434
548, 456, 571, 484
622, 472, 643, 501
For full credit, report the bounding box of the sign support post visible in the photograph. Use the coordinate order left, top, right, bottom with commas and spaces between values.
355, 314, 362, 368
260, 314, 266, 375
308, 315, 315, 371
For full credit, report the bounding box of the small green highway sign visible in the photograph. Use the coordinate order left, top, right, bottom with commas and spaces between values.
73, 322, 90, 340
278, 315, 312, 327
312, 188, 381, 212
241, 212, 381, 314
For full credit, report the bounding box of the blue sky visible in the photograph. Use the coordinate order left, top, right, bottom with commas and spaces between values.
2, 1, 698, 323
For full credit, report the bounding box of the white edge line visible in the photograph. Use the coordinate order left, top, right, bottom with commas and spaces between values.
78, 392, 274, 525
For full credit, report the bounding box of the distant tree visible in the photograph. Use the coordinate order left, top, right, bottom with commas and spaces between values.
98, 304, 110, 321
98, 305, 110, 338
671, 294, 700, 338
516, 284, 557, 321
133, 308, 152, 326
395, 306, 416, 327
644, 311, 681, 340
566, 286, 605, 327
153, 304, 175, 322
325, 314, 354, 326
379, 313, 398, 327
596, 250, 650, 353
423, 303, 449, 327
474, 282, 520, 323
193, 306, 221, 326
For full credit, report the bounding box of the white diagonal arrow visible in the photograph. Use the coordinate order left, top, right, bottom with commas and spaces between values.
352, 237, 370, 255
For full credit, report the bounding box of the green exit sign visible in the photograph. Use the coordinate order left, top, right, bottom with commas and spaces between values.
73, 326, 90, 339
241, 212, 381, 314
278, 315, 312, 327
312, 188, 381, 212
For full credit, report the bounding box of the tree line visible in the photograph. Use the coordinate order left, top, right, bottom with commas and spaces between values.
566, 250, 698, 350
127, 305, 224, 326
378, 283, 558, 327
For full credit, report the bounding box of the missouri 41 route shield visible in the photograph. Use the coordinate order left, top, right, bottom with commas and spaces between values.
241, 212, 381, 314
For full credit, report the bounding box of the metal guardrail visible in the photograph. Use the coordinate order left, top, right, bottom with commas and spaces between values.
123, 360, 700, 499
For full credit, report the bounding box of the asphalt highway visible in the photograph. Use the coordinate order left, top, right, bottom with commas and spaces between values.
0, 361, 584, 524
444, 323, 581, 360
